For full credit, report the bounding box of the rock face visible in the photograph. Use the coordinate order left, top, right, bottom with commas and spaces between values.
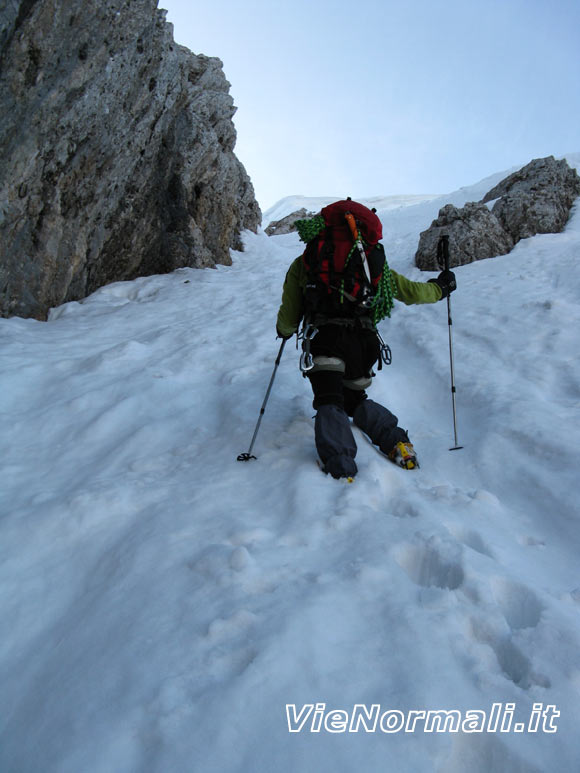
414, 202, 515, 271
415, 156, 580, 270
0, 0, 261, 319
265, 208, 314, 236
482, 156, 580, 241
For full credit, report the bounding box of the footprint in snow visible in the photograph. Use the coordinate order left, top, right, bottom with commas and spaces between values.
394, 535, 465, 591
468, 580, 550, 690
448, 526, 495, 559
187, 544, 238, 582
519, 535, 546, 548
490, 577, 544, 631
419, 483, 496, 508
470, 617, 551, 691
229, 546, 253, 572
206, 609, 257, 642
389, 497, 421, 518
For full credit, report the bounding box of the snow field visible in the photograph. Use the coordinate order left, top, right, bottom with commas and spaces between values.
1, 159, 580, 772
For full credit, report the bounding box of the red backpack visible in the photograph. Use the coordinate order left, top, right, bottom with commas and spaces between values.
299, 199, 387, 317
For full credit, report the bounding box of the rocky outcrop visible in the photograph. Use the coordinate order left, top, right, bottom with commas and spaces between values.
0, 0, 261, 319
482, 156, 580, 241
415, 156, 580, 270
265, 208, 314, 236
414, 202, 515, 271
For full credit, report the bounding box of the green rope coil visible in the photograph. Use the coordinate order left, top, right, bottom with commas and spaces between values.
295, 215, 326, 243
371, 263, 397, 325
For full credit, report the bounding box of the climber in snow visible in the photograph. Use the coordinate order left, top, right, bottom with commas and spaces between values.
276, 199, 456, 479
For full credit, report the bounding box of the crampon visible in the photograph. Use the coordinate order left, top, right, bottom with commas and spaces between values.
388, 441, 419, 470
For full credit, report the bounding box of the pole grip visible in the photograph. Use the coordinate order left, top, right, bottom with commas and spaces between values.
437, 234, 450, 272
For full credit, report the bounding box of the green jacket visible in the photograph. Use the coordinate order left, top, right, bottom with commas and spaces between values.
276, 255, 442, 337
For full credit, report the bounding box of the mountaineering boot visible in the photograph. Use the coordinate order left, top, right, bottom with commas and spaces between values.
352, 399, 409, 456
388, 441, 419, 470
315, 404, 358, 479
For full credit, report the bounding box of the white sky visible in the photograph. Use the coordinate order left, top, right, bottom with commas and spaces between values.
160, 0, 580, 210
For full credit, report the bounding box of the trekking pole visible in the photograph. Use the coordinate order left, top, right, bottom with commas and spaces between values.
437, 235, 463, 451
237, 339, 287, 461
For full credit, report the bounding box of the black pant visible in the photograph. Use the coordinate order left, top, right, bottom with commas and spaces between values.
308, 324, 379, 415
306, 323, 409, 477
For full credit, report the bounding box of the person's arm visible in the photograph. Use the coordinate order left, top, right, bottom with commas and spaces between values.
391, 270, 441, 305
276, 257, 305, 338
392, 269, 456, 305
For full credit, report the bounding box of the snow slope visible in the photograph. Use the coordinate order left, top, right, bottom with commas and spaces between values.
1, 159, 580, 772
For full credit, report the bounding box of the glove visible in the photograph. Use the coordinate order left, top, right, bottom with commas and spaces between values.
428, 269, 457, 299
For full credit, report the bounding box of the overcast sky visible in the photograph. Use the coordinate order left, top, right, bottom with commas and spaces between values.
160, 0, 580, 210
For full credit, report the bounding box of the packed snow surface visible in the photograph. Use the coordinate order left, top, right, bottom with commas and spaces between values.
1, 158, 580, 772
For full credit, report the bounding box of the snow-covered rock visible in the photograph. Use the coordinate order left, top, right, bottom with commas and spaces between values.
415, 156, 580, 269
265, 207, 314, 236
483, 155, 580, 240
413, 201, 515, 270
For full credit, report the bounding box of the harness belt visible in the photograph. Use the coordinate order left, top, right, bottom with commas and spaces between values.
311, 314, 375, 331
309, 356, 346, 375
343, 375, 373, 391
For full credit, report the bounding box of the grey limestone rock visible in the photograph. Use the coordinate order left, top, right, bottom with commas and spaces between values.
414, 202, 514, 271
0, 0, 261, 319
415, 156, 580, 270
265, 208, 315, 236
482, 156, 580, 241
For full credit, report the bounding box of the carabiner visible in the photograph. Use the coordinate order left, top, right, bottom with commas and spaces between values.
299, 323, 318, 374
376, 329, 392, 366
300, 350, 315, 372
